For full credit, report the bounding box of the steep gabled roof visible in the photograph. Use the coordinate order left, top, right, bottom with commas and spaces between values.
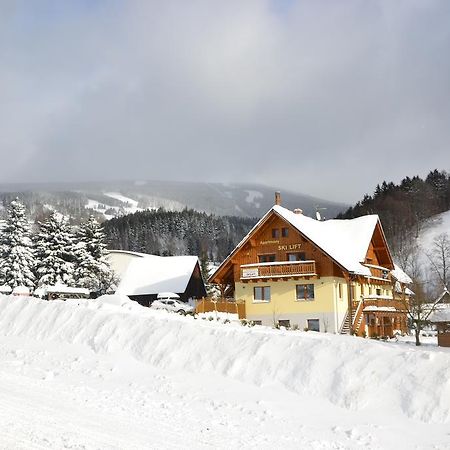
391, 264, 413, 284
116, 255, 200, 296
273, 205, 380, 276
210, 205, 392, 282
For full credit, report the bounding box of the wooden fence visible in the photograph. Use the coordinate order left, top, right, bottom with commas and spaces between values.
195, 298, 246, 319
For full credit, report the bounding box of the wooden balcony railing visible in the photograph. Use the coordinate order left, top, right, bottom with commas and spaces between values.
363, 264, 391, 281
352, 298, 407, 313
240, 260, 316, 280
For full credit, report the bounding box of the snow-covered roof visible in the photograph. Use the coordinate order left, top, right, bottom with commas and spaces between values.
107, 250, 148, 258
272, 205, 379, 276
46, 286, 90, 295
429, 305, 450, 323
391, 264, 413, 284
157, 292, 180, 299
116, 255, 199, 296
0, 285, 12, 293
12, 286, 30, 295
363, 306, 397, 312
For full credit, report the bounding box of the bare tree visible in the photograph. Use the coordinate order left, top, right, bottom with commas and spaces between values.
395, 242, 435, 346
426, 233, 450, 291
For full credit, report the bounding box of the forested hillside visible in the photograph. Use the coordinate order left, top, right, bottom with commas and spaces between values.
337, 169, 450, 257
0, 180, 346, 221
103, 209, 256, 262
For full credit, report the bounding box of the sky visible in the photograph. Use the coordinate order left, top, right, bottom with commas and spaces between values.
0, 0, 449, 203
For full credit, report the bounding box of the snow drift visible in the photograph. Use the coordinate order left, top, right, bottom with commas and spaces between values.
0, 295, 449, 424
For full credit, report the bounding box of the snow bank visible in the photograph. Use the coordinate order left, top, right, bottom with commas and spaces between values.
1, 295, 449, 424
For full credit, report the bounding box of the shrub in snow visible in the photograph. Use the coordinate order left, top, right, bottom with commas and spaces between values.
0, 199, 36, 289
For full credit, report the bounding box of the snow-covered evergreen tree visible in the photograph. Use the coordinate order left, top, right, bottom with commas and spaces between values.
74, 216, 115, 293
0, 199, 36, 289
34, 211, 77, 287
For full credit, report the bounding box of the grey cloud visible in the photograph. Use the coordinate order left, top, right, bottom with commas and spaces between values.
1, 0, 449, 202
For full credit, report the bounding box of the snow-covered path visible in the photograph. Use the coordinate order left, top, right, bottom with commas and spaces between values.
1, 296, 450, 449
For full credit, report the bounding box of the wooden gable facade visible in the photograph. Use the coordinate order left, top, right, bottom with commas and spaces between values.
211, 209, 394, 288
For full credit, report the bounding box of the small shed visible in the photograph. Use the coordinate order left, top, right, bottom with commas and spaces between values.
0, 285, 12, 295
12, 286, 31, 296
112, 252, 207, 307
429, 305, 450, 347
46, 285, 91, 300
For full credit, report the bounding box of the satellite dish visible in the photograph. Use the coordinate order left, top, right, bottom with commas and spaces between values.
316, 211, 322, 221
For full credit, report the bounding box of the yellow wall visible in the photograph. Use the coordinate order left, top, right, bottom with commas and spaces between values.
236, 278, 335, 314
235, 278, 394, 332
236, 277, 347, 331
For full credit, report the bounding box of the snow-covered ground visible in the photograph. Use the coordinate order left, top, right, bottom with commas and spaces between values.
1, 295, 450, 449
85, 192, 185, 219
418, 209, 450, 256
104, 192, 141, 213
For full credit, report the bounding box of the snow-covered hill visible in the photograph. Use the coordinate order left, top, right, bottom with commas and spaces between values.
0, 295, 449, 449
0, 180, 347, 220
418, 209, 450, 253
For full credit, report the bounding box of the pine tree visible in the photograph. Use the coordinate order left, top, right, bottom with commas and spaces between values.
34, 211, 77, 287
0, 199, 36, 289
74, 216, 115, 294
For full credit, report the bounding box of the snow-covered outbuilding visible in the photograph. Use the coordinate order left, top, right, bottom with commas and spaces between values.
108, 250, 206, 306
429, 294, 450, 347
12, 286, 31, 296
0, 285, 12, 295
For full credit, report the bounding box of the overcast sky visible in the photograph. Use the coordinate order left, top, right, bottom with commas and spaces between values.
0, 0, 449, 202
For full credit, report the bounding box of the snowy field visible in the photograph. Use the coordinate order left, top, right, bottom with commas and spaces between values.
1, 296, 450, 449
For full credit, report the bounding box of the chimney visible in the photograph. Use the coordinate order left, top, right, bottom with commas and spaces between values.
293, 208, 303, 215
275, 191, 281, 206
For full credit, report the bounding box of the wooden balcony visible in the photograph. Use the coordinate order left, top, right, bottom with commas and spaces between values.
363, 264, 391, 282
240, 260, 316, 280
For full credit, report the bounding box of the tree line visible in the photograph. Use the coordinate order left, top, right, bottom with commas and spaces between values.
103, 208, 256, 262
337, 169, 450, 257
0, 199, 113, 293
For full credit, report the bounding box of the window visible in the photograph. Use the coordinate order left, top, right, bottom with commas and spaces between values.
252, 320, 262, 326
272, 228, 280, 238
296, 284, 315, 301
307, 319, 320, 332
254, 286, 271, 302
338, 283, 342, 299
278, 319, 290, 328
376, 288, 381, 296
281, 227, 289, 238
287, 252, 306, 261
369, 285, 373, 295
258, 254, 275, 263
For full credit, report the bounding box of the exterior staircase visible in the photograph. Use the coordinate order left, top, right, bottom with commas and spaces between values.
340, 299, 365, 335
340, 310, 353, 334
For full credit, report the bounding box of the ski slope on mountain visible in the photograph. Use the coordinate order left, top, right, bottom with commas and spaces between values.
419, 209, 450, 252
0, 295, 449, 449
